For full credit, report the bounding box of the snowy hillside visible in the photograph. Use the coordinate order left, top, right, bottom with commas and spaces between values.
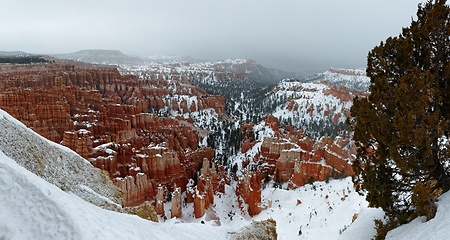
303, 68, 370, 92
386, 191, 450, 239
1, 83, 441, 239
266, 79, 360, 138
165, 177, 373, 240
0, 149, 227, 240
2, 100, 445, 240
0, 109, 123, 210
57, 50, 301, 85
340, 189, 450, 240
0, 110, 373, 240
0, 51, 31, 57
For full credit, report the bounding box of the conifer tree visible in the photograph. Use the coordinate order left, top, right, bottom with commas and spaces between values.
350, 0, 450, 228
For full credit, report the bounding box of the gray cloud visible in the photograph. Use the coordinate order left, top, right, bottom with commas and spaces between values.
1, 0, 424, 75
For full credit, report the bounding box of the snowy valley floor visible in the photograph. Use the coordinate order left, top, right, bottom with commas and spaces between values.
164, 177, 374, 240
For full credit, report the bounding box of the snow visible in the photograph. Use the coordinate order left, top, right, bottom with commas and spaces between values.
4, 63, 443, 240
336, 177, 450, 240
0, 136, 374, 240
386, 191, 450, 240
0, 149, 227, 240
0, 109, 123, 209
304, 68, 370, 92
3, 98, 445, 240
151, 177, 371, 240
255, 178, 367, 240
272, 81, 352, 126
337, 207, 384, 240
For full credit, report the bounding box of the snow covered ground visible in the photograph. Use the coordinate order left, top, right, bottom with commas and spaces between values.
0, 149, 227, 240
304, 68, 370, 92
156, 177, 374, 240
386, 191, 450, 240
272, 81, 352, 127
0, 109, 123, 210
3, 132, 447, 240
254, 179, 368, 240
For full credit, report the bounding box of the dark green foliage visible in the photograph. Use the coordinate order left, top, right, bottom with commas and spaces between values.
280, 114, 352, 139
350, 0, 450, 231
192, 74, 273, 124
231, 163, 239, 177
0, 56, 51, 64
307, 176, 315, 185
166, 190, 172, 202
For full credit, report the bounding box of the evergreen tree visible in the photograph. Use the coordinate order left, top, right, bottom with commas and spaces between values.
350, 0, 450, 230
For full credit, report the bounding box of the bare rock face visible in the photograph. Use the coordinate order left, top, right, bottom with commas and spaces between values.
192, 158, 229, 218
0, 62, 226, 208
137, 144, 185, 189
155, 186, 166, 217
236, 171, 262, 217
171, 185, 182, 218
290, 160, 333, 187
0, 90, 73, 143
240, 122, 257, 154
267, 135, 354, 188
251, 115, 354, 189
241, 139, 258, 154
62, 130, 93, 159
113, 173, 155, 207
193, 160, 213, 219
194, 193, 207, 219
123, 201, 158, 222
232, 115, 356, 216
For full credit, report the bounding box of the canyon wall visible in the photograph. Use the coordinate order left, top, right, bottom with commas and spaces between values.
0, 62, 226, 210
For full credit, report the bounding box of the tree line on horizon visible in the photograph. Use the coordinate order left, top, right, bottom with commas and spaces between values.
0, 56, 51, 64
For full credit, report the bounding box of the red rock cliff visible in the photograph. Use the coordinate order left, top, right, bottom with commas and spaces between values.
0, 62, 226, 208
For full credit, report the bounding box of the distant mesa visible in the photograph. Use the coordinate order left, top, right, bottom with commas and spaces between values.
51, 49, 301, 85
54, 49, 143, 66
0, 51, 52, 64
0, 51, 31, 57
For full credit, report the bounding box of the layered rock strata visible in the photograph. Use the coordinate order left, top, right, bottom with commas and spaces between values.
0, 62, 226, 209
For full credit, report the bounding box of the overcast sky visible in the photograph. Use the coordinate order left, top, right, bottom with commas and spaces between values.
1, 0, 424, 75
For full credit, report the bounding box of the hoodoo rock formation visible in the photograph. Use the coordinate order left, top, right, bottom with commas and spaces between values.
192, 158, 229, 218
155, 186, 166, 217
231, 114, 356, 216
236, 171, 263, 217
0, 59, 361, 220
0, 62, 226, 209
247, 116, 354, 189
171, 184, 182, 218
